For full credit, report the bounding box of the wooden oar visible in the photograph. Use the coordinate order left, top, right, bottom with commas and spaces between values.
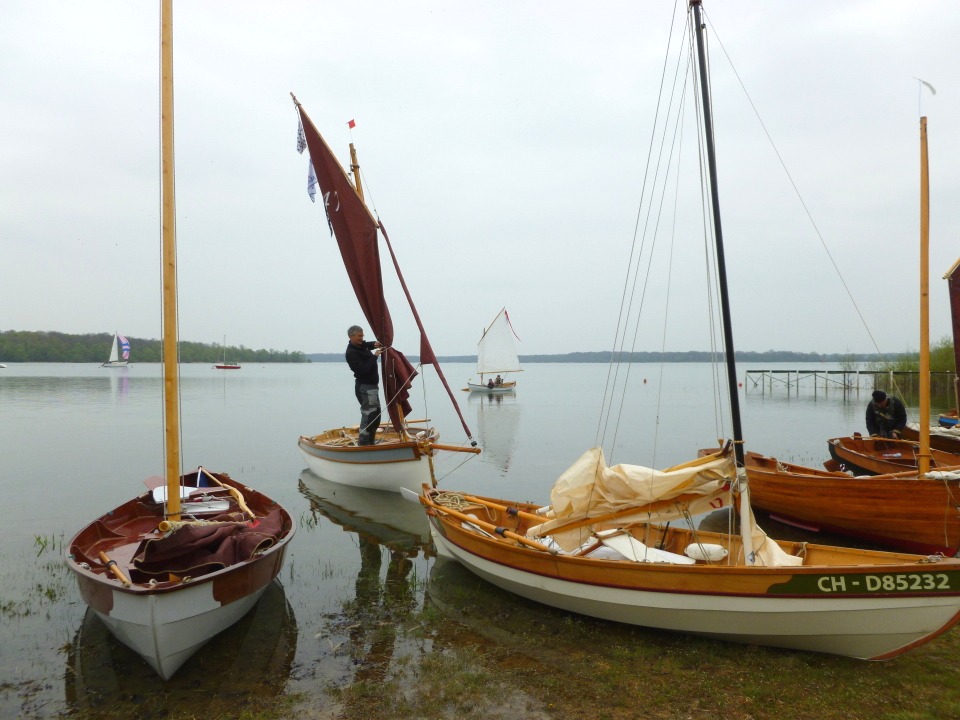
98, 551, 131, 587
198, 466, 254, 519
421, 495, 557, 554
456, 493, 543, 524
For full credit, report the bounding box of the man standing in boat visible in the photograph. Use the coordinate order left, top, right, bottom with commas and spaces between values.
346, 325, 383, 446
866, 390, 907, 439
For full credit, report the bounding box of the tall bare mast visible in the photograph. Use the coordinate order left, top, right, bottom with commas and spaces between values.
160, 0, 181, 519
918, 117, 931, 475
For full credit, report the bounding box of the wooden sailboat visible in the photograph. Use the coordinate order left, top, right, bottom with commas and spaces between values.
414, 0, 960, 660
101, 332, 130, 367
826, 433, 960, 475
466, 308, 522, 393
213, 335, 241, 370
748, 122, 960, 554
65, 1, 294, 680
292, 96, 479, 492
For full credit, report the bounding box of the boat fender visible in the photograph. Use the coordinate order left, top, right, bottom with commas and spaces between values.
684, 543, 729, 562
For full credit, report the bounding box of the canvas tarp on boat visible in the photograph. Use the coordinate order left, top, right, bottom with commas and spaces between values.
528, 447, 802, 566
130, 508, 285, 581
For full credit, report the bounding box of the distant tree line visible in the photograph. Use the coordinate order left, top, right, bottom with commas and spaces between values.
0, 330, 310, 363
306, 349, 932, 364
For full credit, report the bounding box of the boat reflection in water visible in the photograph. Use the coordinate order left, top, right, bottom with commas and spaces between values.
297, 470, 432, 690
469, 391, 521, 476
64, 580, 296, 718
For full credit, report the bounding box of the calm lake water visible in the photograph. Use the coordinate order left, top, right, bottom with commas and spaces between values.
0, 361, 937, 717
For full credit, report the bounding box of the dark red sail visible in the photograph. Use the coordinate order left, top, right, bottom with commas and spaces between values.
294, 98, 452, 437
294, 102, 393, 349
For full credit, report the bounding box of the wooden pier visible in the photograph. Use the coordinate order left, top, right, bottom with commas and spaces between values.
743, 370, 955, 403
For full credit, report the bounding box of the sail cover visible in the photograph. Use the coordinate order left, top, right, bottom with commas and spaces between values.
477, 308, 522, 374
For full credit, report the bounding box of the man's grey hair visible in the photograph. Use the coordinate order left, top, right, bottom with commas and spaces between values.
347, 325, 363, 337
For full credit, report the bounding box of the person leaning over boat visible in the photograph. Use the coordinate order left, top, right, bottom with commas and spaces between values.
346, 325, 383, 446
866, 390, 907, 439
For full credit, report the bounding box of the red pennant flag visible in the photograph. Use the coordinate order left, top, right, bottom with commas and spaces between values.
347, 119, 356, 129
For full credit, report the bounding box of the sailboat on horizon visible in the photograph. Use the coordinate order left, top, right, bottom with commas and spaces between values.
101, 332, 130, 367
66, 0, 294, 680
214, 335, 241, 370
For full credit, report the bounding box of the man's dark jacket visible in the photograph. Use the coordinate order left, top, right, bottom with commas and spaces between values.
346, 341, 379, 385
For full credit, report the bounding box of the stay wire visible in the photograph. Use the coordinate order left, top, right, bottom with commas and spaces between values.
700, 8, 888, 363
596, 0, 687, 458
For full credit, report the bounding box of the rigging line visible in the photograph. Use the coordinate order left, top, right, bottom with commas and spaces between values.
650, 84, 693, 469
701, 7, 886, 360
595, 0, 685, 449
608, 59, 692, 461
689, 10, 733, 444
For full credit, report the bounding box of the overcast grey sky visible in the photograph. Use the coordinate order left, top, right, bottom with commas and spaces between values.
2, 1, 957, 357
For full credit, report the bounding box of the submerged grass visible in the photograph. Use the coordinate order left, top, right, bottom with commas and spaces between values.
19, 538, 960, 720
294, 560, 960, 720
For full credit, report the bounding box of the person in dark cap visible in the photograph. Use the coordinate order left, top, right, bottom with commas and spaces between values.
865, 390, 907, 438
345, 325, 383, 445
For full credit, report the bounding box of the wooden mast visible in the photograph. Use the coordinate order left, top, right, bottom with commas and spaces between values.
349, 144, 364, 202
918, 117, 931, 475
161, 0, 181, 520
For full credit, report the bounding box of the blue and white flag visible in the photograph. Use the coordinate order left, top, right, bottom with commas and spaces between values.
296, 120, 307, 154
307, 156, 317, 203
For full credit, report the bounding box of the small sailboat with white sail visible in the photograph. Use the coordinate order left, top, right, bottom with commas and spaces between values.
466, 308, 522, 393
66, 1, 294, 680
101, 332, 130, 367
292, 97, 479, 492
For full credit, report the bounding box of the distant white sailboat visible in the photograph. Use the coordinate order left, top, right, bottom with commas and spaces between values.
101, 332, 130, 367
213, 336, 241, 370
467, 308, 522, 393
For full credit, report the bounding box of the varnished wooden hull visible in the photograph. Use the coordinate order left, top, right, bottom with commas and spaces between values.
298, 426, 439, 492
745, 451, 960, 555
66, 472, 295, 679
902, 423, 960, 453
827, 435, 960, 475
421, 489, 960, 660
